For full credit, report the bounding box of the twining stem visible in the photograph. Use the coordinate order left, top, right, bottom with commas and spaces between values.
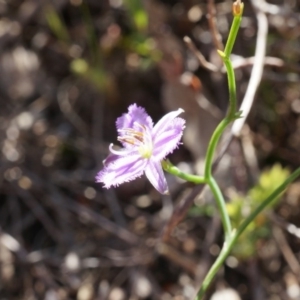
195, 167, 300, 299
221, 56, 237, 120
207, 176, 232, 239
200, 101, 233, 237
204, 119, 230, 179
165, 3, 266, 299
204, 4, 243, 179
194, 2, 244, 299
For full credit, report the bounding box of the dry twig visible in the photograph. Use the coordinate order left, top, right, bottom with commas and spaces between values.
207, 0, 224, 51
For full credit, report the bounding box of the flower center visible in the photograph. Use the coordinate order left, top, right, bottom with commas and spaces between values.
138, 144, 152, 158
118, 125, 153, 159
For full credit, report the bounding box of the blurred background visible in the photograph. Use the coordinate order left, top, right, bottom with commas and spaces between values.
0, 0, 300, 299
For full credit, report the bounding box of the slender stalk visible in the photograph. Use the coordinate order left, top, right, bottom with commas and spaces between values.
224, 4, 243, 58
195, 240, 231, 300
195, 167, 300, 299
222, 56, 237, 119
163, 162, 206, 184
204, 4, 243, 179
207, 177, 232, 239
201, 0, 243, 250
204, 119, 230, 179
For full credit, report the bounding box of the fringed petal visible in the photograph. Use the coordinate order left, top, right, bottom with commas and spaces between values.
116, 103, 153, 133
96, 154, 147, 188
145, 160, 169, 194
152, 117, 185, 160
152, 108, 184, 137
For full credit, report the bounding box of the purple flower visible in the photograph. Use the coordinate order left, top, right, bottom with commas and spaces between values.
96, 104, 185, 194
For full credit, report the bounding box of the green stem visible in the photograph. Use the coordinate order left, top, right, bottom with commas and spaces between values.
204, 119, 230, 179
202, 0, 243, 246
207, 177, 232, 239
218, 4, 243, 120
222, 57, 237, 119
204, 6, 243, 178
224, 10, 243, 58
195, 167, 300, 299
163, 162, 206, 184
195, 240, 232, 300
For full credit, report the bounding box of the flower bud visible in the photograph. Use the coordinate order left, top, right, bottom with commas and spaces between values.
232, 0, 244, 17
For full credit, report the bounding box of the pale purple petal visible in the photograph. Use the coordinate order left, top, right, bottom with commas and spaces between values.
116, 103, 153, 132
96, 153, 147, 188
102, 144, 134, 167
152, 117, 185, 161
145, 159, 169, 194
102, 153, 119, 167
152, 108, 184, 137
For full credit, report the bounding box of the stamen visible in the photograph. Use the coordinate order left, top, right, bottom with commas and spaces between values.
117, 126, 145, 145
134, 123, 146, 131
116, 123, 153, 157
118, 128, 144, 137
118, 137, 136, 145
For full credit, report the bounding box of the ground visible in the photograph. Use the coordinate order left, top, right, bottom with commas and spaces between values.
0, 0, 300, 299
